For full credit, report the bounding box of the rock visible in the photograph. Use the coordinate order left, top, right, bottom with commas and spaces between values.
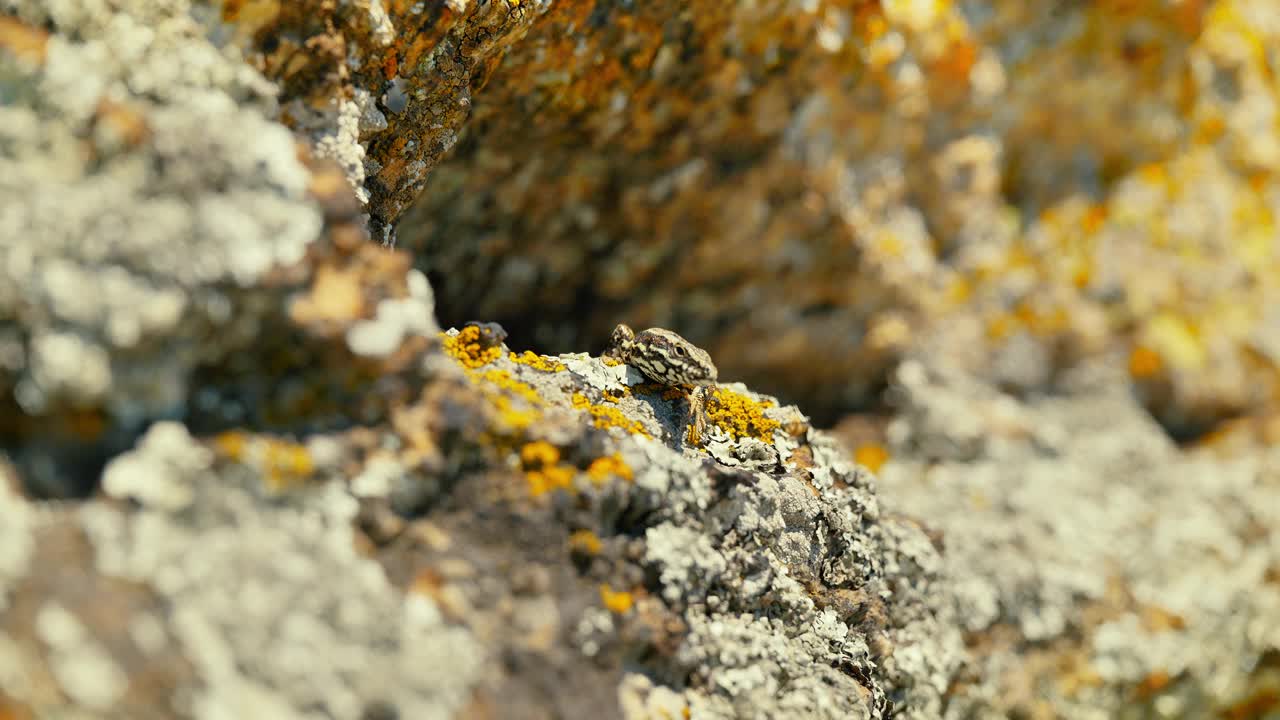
880, 359, 1280, 718
4, 1, 1280, 719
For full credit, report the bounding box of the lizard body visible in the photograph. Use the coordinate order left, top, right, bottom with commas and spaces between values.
606, 324, 717, 444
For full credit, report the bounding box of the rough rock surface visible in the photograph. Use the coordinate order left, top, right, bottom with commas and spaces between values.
388, 0, 1280, 437
3, 1, 1280, 719
879, 358, 1280, 719
0, 0, 322, 496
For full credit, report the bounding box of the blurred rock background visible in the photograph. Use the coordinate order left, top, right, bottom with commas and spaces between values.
1, 0, 1278, 718
398, 0, 1280, 440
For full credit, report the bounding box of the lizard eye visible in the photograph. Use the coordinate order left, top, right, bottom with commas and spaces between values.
675, 346, 685, 356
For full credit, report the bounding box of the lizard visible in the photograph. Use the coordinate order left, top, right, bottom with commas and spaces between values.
604, 324, 718, 445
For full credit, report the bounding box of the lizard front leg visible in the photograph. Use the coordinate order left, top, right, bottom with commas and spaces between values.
686, 385, 710, 446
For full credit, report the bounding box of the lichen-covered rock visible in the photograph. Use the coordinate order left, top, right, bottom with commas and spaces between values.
0, 0, 322, 495
880, 357, 1280, 718
6, 1, 1280, 718
416, 326, 965, 718
0, 4, 967, 705
0, 321, 966, 719
381, 0, 1280, 437
1, 422, 486, 720
210, 0, 1280, 437
225, 0, 553, 243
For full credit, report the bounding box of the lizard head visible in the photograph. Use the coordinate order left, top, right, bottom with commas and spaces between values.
629, 327, 718, 386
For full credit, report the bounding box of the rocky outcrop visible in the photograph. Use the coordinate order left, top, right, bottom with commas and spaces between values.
2, 1, 1278, 719
391, 0, 1280, 437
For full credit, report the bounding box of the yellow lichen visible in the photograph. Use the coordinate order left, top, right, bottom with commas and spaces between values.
520, 441, 575, 496
854, 443, 890, 473
572, 393, 651, 437
569, 529, 603, 556
599, 584, 634, 614
586, 453, 633, 484
509, 350, 567, 372
490, 395, 540, 431
601, 387, 630, 403
472, 368, 542, 405
465, 368, 543, 432
526, 466, 575, 496
704, 387, 781, 442
213, 431, 316, 492
442, 325, 502, 368
1143, 313, 1206, 371
986, 313, 1014, 341
520, 440, 560, 467
212, 430, 246, 459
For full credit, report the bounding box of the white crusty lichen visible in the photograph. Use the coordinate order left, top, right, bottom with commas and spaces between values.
0, 0, 322, 420
36, 603, 129, 711
313, 96, 372, 204
101, 421, 209, 511
80, 421, 485, 719
496, 337, 963, 716
0, 478, 35, 613
345, 269, 440, 357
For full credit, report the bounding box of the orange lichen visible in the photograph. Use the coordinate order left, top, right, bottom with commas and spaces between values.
0, 15, 50, 65
586, 453, 633, 484
1139, 605, 1187, 633
382, 46, 399, 80
1194, 114, 1226, 144
1133, 670, 1173, 700
602, 356, 624, 367
704, 387, 781, 442
572, 393, 651, 437
442, 326, 502, 368
661, 385, 688, 401
1221, 689, 1280, 720
599, 584, 634, 614
1081, 204, 1108, 234
932, 37, 977, 84
568, 529, 603, 556
220, 0, 246, 20
1128, 345, 1163, 378
854, 443, 890, 473
509, 350, 567, 372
